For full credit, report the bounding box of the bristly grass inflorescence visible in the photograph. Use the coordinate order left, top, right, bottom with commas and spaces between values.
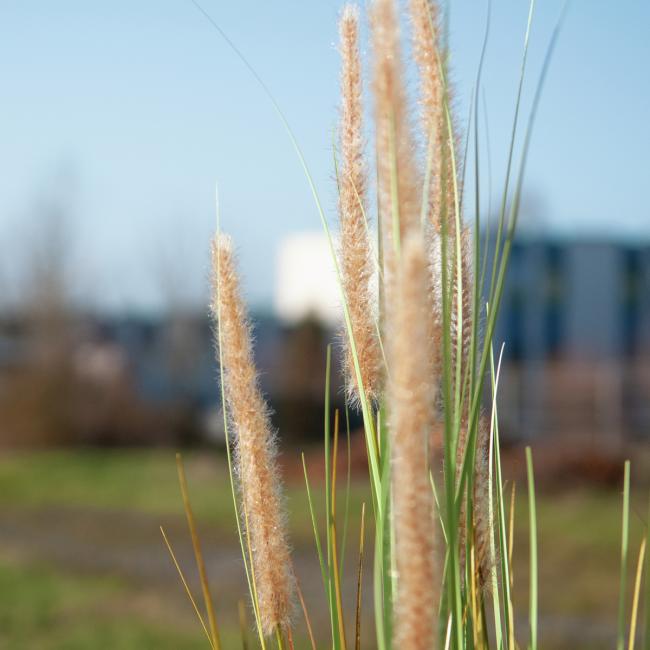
388, 231, 439, 650
161, 1, 647, 649
337, 4, 381, 407
210, 235, 294, 639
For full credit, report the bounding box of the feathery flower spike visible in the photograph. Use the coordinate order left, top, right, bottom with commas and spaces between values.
388, 232, 439, 650
210, 234, 294, 636
409, 0, 461, 234
338, 4, 381, 406
371, 0, 420, 294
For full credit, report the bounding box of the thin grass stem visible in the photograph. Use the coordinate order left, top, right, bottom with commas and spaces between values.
619, 461, 632, 650
296, 581, 317, 650
160, 527, 215, 650
629, 538, 647, 650
176, 454, 221, 650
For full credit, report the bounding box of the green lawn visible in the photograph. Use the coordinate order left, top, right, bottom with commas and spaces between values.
0, 447, 367, 542
0, 448, 236, 525
0, 448, 645, 649
0, 560, 212, 650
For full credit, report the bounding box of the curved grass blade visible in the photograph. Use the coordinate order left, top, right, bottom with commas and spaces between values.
525, 447, 538, 650
456, 0, 571, 522
487, 0, 536, 307
160, 526, 215, 650
355, 503, 366, 650
491, 338, 515, 649
488, 344, 506, 649
188, 0, 382, 513
301, 453, 328, 591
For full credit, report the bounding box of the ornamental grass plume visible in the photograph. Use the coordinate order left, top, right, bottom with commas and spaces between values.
410, 0, 468, 379
337, 4, 381, 406
410, 0, 470, 418
371, 0, 420, 293
164, 0, 596, 647
408, 0, 460, 235
210, 234, 294, 636
409, 0, 444, 226
388, 231, 439, 650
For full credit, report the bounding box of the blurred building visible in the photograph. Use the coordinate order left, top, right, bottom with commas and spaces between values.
274, 231, 340, 327
495, 238, 650, 442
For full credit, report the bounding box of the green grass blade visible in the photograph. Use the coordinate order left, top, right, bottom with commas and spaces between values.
301, 453, 328, 591
477, 92, 493, 303
468, 0, 491, 416
365, 407, 390, 650
430, 471, 448, 545
488, 344, 506, 649
355, 503, 367, 650
373, 521, 387, 650
323, 346, 343, 650
379, 406, 394, 648
492, 343, 515, 650
487, 0, 536, 307
525, 447, 538, 650
331, 411, 348, 650
339, 406, 353, 578
455, 0, 569, 521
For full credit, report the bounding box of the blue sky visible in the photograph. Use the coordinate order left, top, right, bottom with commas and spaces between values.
1, 1, 648, 311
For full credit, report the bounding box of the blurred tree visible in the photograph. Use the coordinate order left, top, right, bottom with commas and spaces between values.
0, 199, 78, 444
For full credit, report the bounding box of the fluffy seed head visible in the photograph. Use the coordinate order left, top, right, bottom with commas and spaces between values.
338, 3, 381, 406
429, 225, 473, 410
409, 0, 461, 234
210, 235, 294, 635
371, 0, 420, 294
388, 231, 439, 649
